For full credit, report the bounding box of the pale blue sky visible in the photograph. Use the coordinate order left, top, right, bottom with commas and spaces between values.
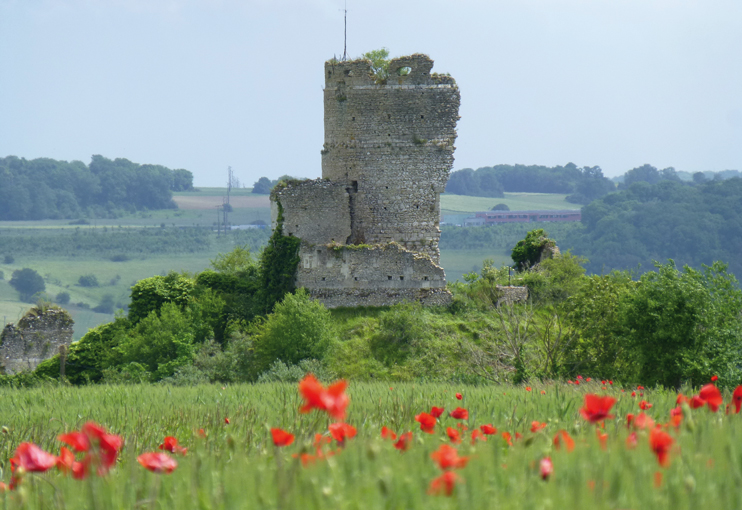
1, 0, 740, 186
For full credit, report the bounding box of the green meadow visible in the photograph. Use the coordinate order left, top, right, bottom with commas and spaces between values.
0, 381, 738, 509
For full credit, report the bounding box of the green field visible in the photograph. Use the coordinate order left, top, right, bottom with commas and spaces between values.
0, 381, 738, 509
440, 192, 578, 215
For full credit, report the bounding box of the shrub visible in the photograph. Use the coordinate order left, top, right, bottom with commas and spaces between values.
78, 274, 99, 287
110, 254, 130, 262
128, 272, 195, 324
93, 294, 115, 314
4, 255, 14, 264
257, 359, 335, 383
55, 291, 71, 305
252, 289, 335, 374
9, 268, 45, 302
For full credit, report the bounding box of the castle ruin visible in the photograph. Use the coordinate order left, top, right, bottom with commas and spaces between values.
271, 54, 460, 307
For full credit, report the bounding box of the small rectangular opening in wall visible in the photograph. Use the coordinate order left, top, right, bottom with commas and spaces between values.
388, 276, 392, 280
424, 276, 429, 281
351, 180, 358, 192
321, 277, 326, 281
317, 250, 322, 256
421, 115, 424, 119
354, 277, 358, 281
352, 117, 355, 121
399, 276, 404, 281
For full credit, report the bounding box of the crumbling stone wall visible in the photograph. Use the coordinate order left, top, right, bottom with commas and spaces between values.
271, 54, 459, 307
0, 307, 74, 375
495, 286, 529, 307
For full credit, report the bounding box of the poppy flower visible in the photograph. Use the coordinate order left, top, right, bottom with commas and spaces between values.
381, 426, 397, 441
56, 446, 75, 474
0, 482, 8, 492
699, 384, 723, 412
415, 412, 437, 434
711, 375, 718, 382
626, 432, 638, 449
72, 457, 90, 480
430, 444, 469, 470
502, 432, 513, 446
470, 429, 486, 444
58, 431, 90, 452
428, 471, 461, 496
654, 471, 663, 488
609, 381, 613, 385
602, 386, 607, 390
631, 391, 637, 397
586, 378, 592, 382
602, 380, 606, 385
676, 394, 689, 405
596, 430, 608, 450
480, 424, 497, 435
639, 400, 652, 410
197, 428, 207, 438
298, 374, 350, 421
271, 428, 295, 447
446, 427, 461, 444
732, 386, 742, 414
137, 452, 178, 474
328, 423, 356, 445
540, 457, 553, 480
515, 432, 523, 441
552, 430, 575, 452
449, 407, 468, 420
224, 418, 230, 424
530, 421, 547, 433
626, 413, 635, 427
159, 436, 187, 455
689, 395, 705, 409
579, 394, 617, 424
637, 386, 644, 390
633, 412, 655, 430
541, 390, 546, 395
649, 428, 674, 467
455, 392, 463, 400
574, 380, 580, 385
12, 443, 58, 473
577, 375, 583, 380
430, 407, 445, 418
525, 387, 532, 392
394, 432, 413, 451
669, 407, 683, 428
567, 380, 573, 384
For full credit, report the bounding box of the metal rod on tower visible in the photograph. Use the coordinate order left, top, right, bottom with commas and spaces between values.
342, 0, 347, 61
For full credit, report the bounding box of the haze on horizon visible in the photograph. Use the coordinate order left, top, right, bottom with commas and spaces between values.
1, 0, 740, 188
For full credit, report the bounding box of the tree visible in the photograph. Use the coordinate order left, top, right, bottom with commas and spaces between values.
251, 177, 273, 194
9, 268, 45, 302
511, 229, 557, 271
171, 169, 194, 191
362, 48, 390, 82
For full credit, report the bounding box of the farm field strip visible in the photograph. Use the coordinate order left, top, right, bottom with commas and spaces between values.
440, 192, 578, 214
0, 381, 739, 509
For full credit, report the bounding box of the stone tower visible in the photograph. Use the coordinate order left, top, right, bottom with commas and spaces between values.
271, 54, 460, 308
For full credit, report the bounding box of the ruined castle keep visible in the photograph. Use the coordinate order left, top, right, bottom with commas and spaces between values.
271, 54, 460, 307
0, 307, 74, 375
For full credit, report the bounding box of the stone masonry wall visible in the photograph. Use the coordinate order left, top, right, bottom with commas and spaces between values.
322, 54, 460, 262
0, 307, 74, 375
270, 54, 459, 308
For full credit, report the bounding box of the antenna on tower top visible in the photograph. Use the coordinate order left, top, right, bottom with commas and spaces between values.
342, 0, 347, 61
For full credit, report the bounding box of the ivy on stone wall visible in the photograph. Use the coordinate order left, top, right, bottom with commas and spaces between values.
257, 202, 301, 314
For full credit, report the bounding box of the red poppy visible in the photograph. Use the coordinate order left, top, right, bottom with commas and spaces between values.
541, 390, 546, 395
470, 429, 486, 444
394, 432, 413, 451
11, 443, 58, 473
446, 427, 461, 444
298, 374, 350, 421
633, 412, 655, 430
415, 413, 437, 434
649, 428, 674, 467
430, 444, 469, 470
430, 407, 445, 418
540, 457, 553, 480
72, 457, 90, 480
480, 424, 497, 435
58, 431, 90, 452
669, 407, 683, 428
699, 384, 723, 412
654, 471, 663, 488
601, 380, 606, 385
502, 432, 513, 446
596, 430, 608, 450
428, 471, 461, 496
197, 428, 207, 438
525, 387, 532, 392
159, 436, 187, 455
515, 432, 523, 441
455, 392, 463, 400
224, 417, 230, 424
676, 394, 689, 405
631, 391, 637, 397
609, 380, 613, 385
0, 482, 8, 492
271, 428, 295, 447
626, 432, 638, 449
690, 395, 705, 409
711, 375, 718, 382
328, 423, 356, 445
574, 380, 580, 385
567, 380, 573, 384
579, 394, 616, 423
449, 407, 468, 420
381, 426, 397, 440
732, 386, 742, 414
637, 386, 644, 390
137, 452, 178, 474
530, 421, 547, 433
552, 430, 575, 452
56, 446, 75, 474
639, 400, 653, 410
626, 413, 635, 427
586, 378, 592, 382
577, 375, 583, 380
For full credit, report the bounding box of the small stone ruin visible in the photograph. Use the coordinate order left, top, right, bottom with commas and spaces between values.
0, 307, 74, 375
